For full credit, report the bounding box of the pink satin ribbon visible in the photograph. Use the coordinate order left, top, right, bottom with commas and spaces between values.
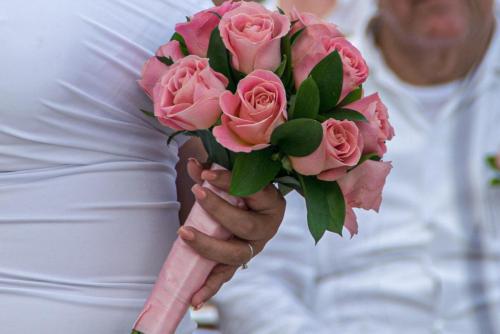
133, 165, 241, 334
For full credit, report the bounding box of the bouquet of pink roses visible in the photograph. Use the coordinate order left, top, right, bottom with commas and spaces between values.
133, 2, 394, 333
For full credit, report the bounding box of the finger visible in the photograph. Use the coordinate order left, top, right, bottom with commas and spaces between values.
191, 264, 238, 308
201, 170, 285, 214
200, 169, 232, 192
192, 184, 276, 240
187, 158, 204, 185
244, 183, 286, 213
178, 226, 258, 265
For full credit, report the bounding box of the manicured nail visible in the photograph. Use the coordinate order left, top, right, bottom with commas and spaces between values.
192, 184, 207, 200
178, 227, 195, 241
201, 170, 217, 181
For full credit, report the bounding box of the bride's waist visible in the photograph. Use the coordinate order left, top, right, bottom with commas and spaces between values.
0, 160, 179, 207
0, 160, 181, 277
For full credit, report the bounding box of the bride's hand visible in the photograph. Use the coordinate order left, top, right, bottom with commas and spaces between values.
179, 158, 286, 309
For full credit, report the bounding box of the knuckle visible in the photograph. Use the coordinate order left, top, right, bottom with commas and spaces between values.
240, 222, 255, 237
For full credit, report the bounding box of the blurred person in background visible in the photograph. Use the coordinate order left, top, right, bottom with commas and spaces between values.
215, 1, 500, 333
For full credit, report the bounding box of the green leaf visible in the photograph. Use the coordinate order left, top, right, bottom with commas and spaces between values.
140, 109, 155, 118
280, 34, 294, 93
275, 54, 287, 77
299, 176, 346, 243
170, 32, 189, 56
287, 95, 297, 119
278, 184, 294, 196
276, 176, 303, 196
197, 130, 234, 170
271, 119, 323, 157
156, 56, 174, 66
207, 27, 236, 92
491, 178, 500, 186
486, 156, 499, 171
131, 331, 143, 334
277, 6, 286, 15
339, 85, 363, 106
310, 51, 343, 112
231, 69, 246, 87
318, 108, 368, 122
230, 148, 282, 197
290, 28, 306, 45
292, 76, 320, 120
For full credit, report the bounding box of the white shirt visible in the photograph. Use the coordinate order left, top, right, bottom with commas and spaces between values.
396, 80, 462, 120
215, 20, 500, 334
0, 1, 212, 333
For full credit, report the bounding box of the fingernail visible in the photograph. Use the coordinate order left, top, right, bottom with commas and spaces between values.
178, 227, 195, 241
201, 170, 217, 181
194, 303, 204, 311
192, 184, 207, 200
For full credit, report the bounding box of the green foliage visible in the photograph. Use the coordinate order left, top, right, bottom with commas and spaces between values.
280, 34, 294, 94
338, 85, 363, 106
230, 148, 282, 197
299, 176, 346, 242
156, 56, 174, 66
207, 27, 236, 92
271, 119, 323, 157
317, 108, 368, 122
290, 28, 305, 45
276, 175, 303, 196
292, 76, 320, 120
310, 51, 344, 112
275, 54, 288, 78
170, 32, 189, 56
196, 130, 235, 170
486, 156, 499, 171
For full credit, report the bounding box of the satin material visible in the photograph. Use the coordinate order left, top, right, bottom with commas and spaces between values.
0, 0, 211, 333
135, 172, 242, 334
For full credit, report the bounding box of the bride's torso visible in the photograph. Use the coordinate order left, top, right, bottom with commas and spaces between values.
0, 1, 210, 332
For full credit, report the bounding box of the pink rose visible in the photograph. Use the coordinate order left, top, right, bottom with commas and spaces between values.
291, 119, 363, 181
345, 93, 395, 157
219, 2, 291, 74
288, 7, 341, 36
338, 160, 393, 236
175, 1, 241, 57
153, 55, 228, 131
139, 41, 184, 98
293, 29, 368, 102
213, 70, 287, 153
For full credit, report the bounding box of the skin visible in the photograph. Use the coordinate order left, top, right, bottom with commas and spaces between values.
376, 0, 496, 85
176, 138, 286, 308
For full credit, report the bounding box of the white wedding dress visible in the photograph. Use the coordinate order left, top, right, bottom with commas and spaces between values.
0, 1, 211, 333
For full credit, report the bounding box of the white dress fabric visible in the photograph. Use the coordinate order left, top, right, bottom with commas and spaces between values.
0, 0, 212, 333
215, 19, 500, 334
